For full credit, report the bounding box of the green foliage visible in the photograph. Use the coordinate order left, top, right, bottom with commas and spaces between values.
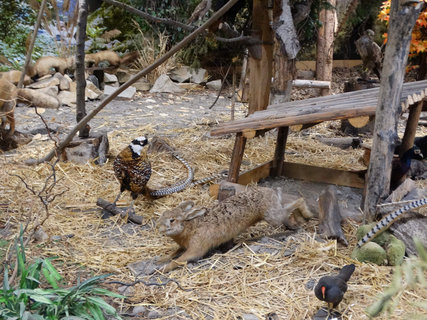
334, 0, 385, 59
0, 0, 35, 43
0, 230, 124, 320
366, 238, 427, 318
0, 0, 55, 67
179, 35, 218, 69
87, 0, 196, 54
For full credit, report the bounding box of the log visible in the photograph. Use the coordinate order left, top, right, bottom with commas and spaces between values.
292, 79, 330, 89
348, 116, 370, 128
317, 137, 363, 149
317, 185, 348, 246
316, 0, 336, 96
60, 132, 109, 165
363, 1, 423, 220
96, 198, 143, 224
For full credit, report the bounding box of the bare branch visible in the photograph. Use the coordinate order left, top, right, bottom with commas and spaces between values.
28, 0, 242, 165
108, 277, 192, 292
102, 0, 258, 45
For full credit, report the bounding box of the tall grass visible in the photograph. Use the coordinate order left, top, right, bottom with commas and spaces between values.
132, 20, 177, 83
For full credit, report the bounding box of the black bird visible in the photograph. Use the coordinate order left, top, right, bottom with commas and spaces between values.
391, 146, 423, 190
314, 264, 356, 310
414, 136, 427, 159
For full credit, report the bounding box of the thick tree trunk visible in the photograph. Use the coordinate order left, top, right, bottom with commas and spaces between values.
316, 0, 336, 96
76, 0, 90, 138
248, 0, 274, 114
363, 0, 423, 221
270, 0, 299, 104
271, 38, 295, 104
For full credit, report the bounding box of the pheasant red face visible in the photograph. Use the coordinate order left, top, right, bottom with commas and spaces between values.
321, 286, 326, 299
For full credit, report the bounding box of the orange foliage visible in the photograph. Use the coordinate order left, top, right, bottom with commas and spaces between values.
378, 1, 427, 55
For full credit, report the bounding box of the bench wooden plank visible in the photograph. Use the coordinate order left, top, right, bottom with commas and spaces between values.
212, 104, 376, 135
211, 80, 427, 136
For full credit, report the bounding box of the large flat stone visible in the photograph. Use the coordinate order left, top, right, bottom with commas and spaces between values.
104, 85, 136, 100
150, 74, 184, 93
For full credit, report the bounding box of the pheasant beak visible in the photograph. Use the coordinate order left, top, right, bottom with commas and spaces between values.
321, 286, 326, 299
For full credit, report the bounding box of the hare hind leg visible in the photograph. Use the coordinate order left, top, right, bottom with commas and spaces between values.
162, 248, 205, 273
284, 198, 313, 219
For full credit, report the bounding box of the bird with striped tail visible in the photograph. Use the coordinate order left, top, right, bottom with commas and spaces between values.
113, 136, 194, 210
356, 198, 427, 248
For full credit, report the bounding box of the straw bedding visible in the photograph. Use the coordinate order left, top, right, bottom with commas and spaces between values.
1, 109, 426, 319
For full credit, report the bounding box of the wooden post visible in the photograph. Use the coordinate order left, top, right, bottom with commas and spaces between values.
400, 100, 423, 156
227, 133, 247, 183
363, 0, 423, 221
224, 0, 274, 189
76, 0, 90, 138
271, 126, 289, 176
248, 0, 274, 114
271, 37, 295, 104
316, 0, 336, 96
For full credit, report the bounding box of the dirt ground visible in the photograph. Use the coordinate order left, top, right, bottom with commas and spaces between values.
2, 69, 426, 319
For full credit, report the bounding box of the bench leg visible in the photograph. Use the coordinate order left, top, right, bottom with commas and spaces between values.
271, 126, 289, 177
227, 132, 247, 183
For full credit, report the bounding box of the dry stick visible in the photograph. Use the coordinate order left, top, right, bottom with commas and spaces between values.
27, 0, 241, 165
8, 108, 67, 285
231, 64, 236, 121
108, 277, 192, 292
208, 62, 232, 109
18, 0, 47, 88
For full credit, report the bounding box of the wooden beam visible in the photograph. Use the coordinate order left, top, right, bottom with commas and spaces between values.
211, 104, 377, 135
210, 159, 365, 199
282, 161, 365, 188
210, 161, 272, 198
292, 79, 331, 89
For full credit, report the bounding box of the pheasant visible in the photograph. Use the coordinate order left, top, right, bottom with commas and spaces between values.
113, 136, 152, 208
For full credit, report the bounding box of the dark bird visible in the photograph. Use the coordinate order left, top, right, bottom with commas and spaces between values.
355, 29, 382, 80
390, 146, 423, 190
113, 136, 152, 208
413, 135, 427, 159
314, 264, 356, 311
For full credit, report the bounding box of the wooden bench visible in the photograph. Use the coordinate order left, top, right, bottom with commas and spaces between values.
210, 80, 427, 191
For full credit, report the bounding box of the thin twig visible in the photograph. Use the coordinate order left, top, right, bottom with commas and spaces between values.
108, 277, 192, 292
209, 62, 232, 109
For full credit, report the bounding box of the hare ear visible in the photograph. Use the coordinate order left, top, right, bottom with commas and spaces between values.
184, 208, 207, 221
178, 201, 194, 212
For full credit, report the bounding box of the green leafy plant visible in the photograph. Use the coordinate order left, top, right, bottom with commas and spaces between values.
366, 238, 427, 319
0, 230, 124, 320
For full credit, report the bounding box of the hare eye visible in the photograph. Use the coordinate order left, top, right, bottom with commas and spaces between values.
169, 219, 175, 223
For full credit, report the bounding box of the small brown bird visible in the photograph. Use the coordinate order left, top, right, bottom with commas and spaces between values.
314, 264, 355, 311
355, 29, 382, 79
188, 0, 212, 24
113, 136, 151, 207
